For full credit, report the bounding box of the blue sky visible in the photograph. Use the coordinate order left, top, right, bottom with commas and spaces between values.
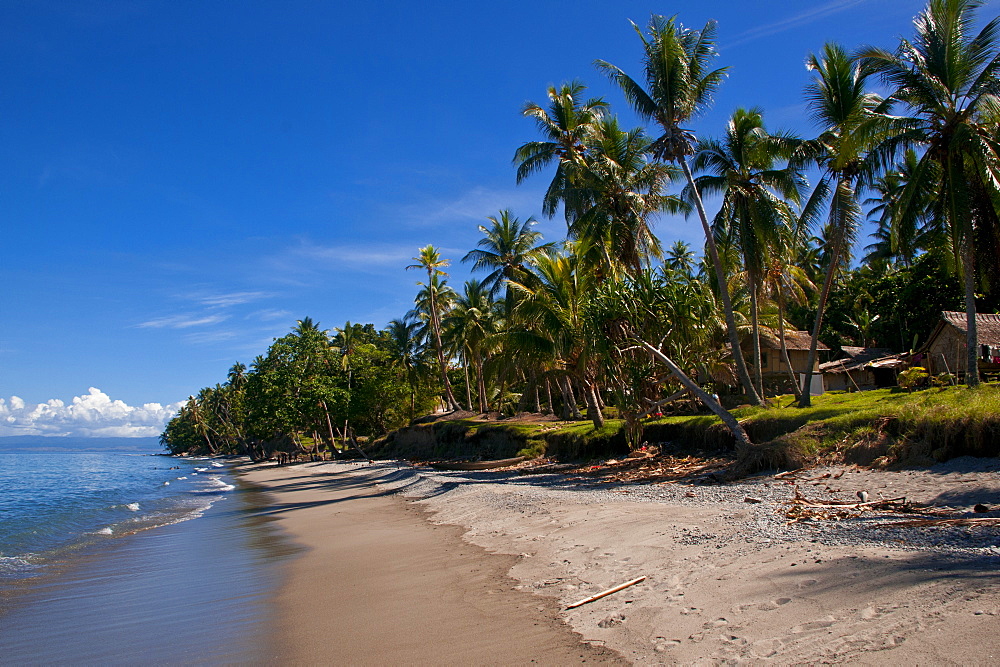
3, 0, 996, 435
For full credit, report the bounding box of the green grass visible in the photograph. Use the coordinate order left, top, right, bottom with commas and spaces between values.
371, 384, 1000, 469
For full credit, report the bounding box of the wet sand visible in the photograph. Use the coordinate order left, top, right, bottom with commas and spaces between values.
240, 462, 621, 665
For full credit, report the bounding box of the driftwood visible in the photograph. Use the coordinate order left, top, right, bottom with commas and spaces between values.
430, 456, 527, 471
878, 516, 1000, 528
565, 576, 646, 609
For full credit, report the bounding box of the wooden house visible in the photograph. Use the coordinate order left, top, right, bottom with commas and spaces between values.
921, 311, 1000, 380
820, 346, 906, 391
740, 330, 829, 393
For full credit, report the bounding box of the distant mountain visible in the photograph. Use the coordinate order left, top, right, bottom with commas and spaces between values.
0, 436, 163, 452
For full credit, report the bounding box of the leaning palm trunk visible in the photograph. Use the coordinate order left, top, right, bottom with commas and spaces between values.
583, 379, 605, 429
682, 160, 762, 405
799, 243, 839, 407
638, 340, 752, 452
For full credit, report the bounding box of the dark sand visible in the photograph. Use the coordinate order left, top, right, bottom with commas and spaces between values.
241, 462, 622, 665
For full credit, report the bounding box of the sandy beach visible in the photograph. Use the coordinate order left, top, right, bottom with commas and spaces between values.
241, 459, 1000, 664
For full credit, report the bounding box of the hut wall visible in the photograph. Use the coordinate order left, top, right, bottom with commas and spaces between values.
927, 330, 966, 374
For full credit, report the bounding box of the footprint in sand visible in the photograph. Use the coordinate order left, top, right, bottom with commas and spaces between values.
797, 579, 819, 589
790, 617, 837, 633
680, 606, 701, 615
703, 617, 729, 628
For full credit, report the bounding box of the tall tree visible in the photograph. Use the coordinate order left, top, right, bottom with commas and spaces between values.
407, 245, 462, 411
386, 315, 430, 420
462, 210, 552, 312
514, 81, 608, 219
566, 116, 681, 278
596, 14, 762, 405
797, 43, 885, 406
687, 107, 804, 395
859, 0, 1000, 386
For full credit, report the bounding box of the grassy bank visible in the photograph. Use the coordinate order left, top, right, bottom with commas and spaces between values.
368, 385, 1000, 470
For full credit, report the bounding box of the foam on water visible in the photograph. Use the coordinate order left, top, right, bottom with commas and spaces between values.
0, 450, 240, 584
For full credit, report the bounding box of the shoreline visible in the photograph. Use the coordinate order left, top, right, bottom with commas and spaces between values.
241, 458, 1000, 664
0, 462, 286, 665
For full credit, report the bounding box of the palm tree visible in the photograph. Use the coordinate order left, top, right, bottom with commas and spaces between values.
862, 150, 937, 268
665, 240, 696, 279
444, 280, 499, 413
796, 42, 885, 406
462, 210, 552, 312
507, 247, 600, 424
761, 222, 817, 397
514, 81, 608, 219
566, 116, 681, 278
858, 0, 1000, 386
407, 246, 462, 411
687, 107, 805, 395
386, 316, 428, 420
596, 14, 762, 405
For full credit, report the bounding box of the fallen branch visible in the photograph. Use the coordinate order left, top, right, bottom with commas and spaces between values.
791, 495, 907, 510
877, 517, 1000, 528
565, 576, 646, 609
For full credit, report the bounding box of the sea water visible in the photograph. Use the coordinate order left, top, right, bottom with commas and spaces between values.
0, 442, 293, 664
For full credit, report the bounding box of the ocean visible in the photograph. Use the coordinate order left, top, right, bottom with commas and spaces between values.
0, 438, 294, 664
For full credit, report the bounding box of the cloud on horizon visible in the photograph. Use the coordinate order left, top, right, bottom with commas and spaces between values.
0, 388, 184, 437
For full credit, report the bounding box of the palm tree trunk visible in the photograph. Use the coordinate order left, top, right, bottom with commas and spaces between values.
584, 379, 605, 429
476, 355, 487, 413
463, 356, 474, 412
750, 286, 763, 398
681, 159, 762, 405
962, 240, 980, 387
546, 378, 554, 415
427, 270, 461, 411
799, 243, 839, 407
777, 292, 801, 398
638, 340, 752, 453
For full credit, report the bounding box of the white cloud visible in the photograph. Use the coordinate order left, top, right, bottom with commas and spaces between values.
0, 388, 184, 437
393, 185, 545, 228
137, 314, 229, 329
197, 291, 272, 308
725, 0, 867, 49
247, 308, 293, 321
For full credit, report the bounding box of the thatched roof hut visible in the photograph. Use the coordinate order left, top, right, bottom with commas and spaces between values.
920, 311, 1000, 376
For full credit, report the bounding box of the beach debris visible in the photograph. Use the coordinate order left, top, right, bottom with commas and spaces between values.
744, 497, 763, 504
877, 516, 1000, 528
565, 576, 647, 609
975, 503, 990, 513
550, 453, 731, 485
784, 487, 911, 524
